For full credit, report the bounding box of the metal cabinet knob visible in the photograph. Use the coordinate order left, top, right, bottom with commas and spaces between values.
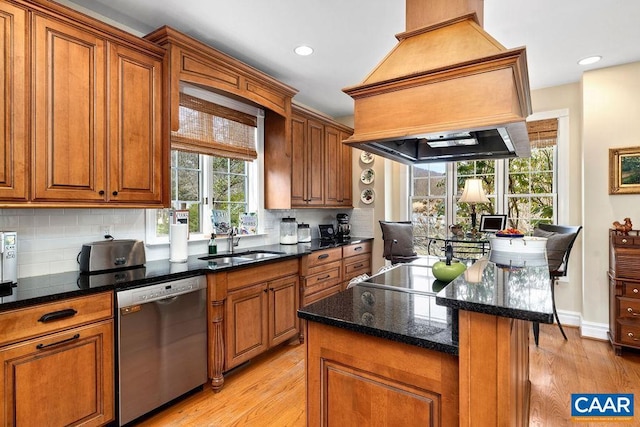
622, 238, 628, 243
634, 288, 639, 293
628, 332, 635, 337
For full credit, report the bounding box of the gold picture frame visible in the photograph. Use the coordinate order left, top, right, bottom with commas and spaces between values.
610, 146, 640, 194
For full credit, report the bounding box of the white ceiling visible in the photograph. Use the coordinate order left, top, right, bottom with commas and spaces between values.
67, 0, 640, 118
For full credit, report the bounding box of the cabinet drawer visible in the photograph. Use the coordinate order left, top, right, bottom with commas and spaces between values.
343, 253, 372, 282
0, 292, 113, 347
619, 322, 640, 347
622, 281, 640, 298
618, 297, 640, 319
302, 283, 342, 307
342, 241, 372, 258
304, 261, 342, 294
612, 235, 640, 247
227, 258, 299, 291
306, 248, 342, 268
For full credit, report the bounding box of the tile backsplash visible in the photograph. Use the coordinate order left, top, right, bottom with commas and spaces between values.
1, 207, 374, 279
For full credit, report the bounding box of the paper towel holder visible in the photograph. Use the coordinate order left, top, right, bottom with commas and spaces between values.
169, 223, 189, 263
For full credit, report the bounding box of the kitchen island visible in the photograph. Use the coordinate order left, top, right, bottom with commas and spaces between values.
298, 254, 553, 426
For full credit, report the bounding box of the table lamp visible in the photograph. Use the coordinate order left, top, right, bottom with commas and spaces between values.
459, 178, 489, 234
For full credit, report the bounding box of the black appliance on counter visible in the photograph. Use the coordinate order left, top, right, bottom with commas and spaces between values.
336, 213, 351, 242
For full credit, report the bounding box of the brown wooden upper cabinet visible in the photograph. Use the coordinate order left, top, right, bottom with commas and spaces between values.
0, 0, 167, 207
289, 104, 353, 209
0, 1, 28, 202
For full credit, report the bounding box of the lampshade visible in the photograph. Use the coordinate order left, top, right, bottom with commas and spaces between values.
459, 179, 489, 204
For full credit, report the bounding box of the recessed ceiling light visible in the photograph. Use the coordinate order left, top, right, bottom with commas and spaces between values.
294, 45, 314, 56
578, 55, 602, 66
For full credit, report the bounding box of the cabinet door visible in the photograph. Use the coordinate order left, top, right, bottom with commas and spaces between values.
225, 283, 269, 369
268, 274, 299, 347
324, 125, 342, 206
325, 127, 353, 207
306, 118, 325, 205
0, 320, 114, 426
340, 130, 353, 206
32, 15, 107, 201
291, 114, 306, 205
109, 43, 164, 204
0, 2, 28, 201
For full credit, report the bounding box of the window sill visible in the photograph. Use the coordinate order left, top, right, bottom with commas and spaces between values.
145, 232, 269, 247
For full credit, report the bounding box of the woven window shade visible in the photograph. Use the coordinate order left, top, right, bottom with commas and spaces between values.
527, 118, 558, 149
171, 93, 258, 160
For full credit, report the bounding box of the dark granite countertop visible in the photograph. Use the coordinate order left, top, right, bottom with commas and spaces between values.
298, 252, 555, 354
435, 252, 554, 323
0, 237, 372, 312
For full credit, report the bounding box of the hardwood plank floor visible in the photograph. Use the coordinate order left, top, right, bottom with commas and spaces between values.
134, 324, 640, 426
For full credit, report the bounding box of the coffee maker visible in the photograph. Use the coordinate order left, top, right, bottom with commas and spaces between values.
336, 214, 351, 242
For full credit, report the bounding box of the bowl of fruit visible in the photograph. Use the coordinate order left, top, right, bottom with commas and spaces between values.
489, 229, 547, 254
495, 228, 525, 238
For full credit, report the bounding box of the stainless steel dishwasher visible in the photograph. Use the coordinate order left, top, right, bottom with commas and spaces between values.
117, 275, 207, 426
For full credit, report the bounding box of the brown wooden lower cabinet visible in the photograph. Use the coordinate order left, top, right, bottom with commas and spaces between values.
209, 259, 300, 391
0, 320, 114, 426
306, 322, 459, 426
305, 310, 531, 426
225, 274, 299, 369
0, 291, 115, 426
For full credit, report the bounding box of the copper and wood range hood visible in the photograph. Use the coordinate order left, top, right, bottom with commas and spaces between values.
342, 0, 532, 164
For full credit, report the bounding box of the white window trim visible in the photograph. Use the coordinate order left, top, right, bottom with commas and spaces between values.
526, 108, 569, 224
145, 86, 264, 246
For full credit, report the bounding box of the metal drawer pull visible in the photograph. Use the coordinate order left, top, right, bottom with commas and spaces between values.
38, 308, 78, 323
622, 239, 628, 243
353, 263, 364, 269
634, 288, 639, 294
36, 333, 80, 350
627, 307, 640, 316
317, 254, 329, 260
354, 246, 363, 251
317, 275, 331, 281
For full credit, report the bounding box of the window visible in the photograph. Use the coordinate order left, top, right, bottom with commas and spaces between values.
146, 85, 263, 244
410, 163, 447, 254
410, 117, 561, 251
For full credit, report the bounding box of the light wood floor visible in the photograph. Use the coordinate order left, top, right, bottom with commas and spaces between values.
135, 324, 640, 426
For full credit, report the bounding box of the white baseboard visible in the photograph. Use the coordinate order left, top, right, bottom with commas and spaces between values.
580, 319, 609, 341
556, 310, 609, 340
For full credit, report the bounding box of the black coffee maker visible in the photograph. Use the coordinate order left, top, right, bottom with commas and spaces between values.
336, 213, 351, 242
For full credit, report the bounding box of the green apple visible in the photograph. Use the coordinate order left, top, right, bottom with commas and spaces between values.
432, 260, 467, 283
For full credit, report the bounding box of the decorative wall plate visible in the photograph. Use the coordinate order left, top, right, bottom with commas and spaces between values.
360, 168, 375, 184
360, 188, 375, 204
360, 151, 374, 164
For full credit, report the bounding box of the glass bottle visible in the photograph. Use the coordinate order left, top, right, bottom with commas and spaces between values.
208, 232, 217, 254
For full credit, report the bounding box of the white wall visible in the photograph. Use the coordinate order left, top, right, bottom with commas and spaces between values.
582, 62, 640, 327
2, 207, 374, 279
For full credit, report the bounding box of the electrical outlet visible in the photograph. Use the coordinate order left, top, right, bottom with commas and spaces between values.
102, 225, 113, 236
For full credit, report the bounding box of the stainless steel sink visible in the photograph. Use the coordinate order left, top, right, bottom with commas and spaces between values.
198, 250, 285, 263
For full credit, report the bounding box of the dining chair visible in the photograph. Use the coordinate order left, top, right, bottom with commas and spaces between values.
379, 221, 419, 264
532, 224, 583, 346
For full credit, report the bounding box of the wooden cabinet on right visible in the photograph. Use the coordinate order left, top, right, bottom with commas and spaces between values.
608, 229, 640, 355
290, 104, 353, 208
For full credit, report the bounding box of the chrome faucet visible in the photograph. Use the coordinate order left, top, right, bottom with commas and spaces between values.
227, 227, 240, 253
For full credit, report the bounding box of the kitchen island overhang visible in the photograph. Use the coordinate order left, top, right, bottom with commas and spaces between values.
298, 254, 554, 426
